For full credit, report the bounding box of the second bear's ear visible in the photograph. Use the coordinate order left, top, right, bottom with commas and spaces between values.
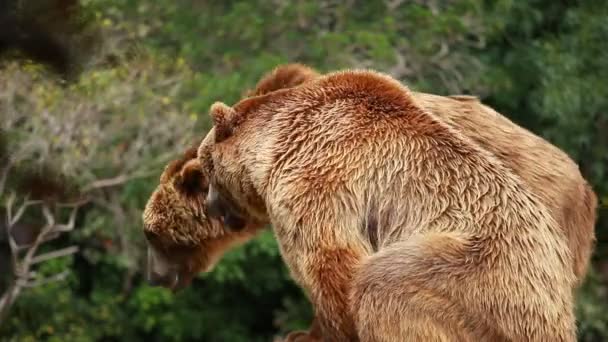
209, 102, 236, 142
247, 63, 320, 97
176, 159, 207, 194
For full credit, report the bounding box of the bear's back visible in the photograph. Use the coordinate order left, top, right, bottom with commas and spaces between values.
414, 92, 596, 282
266, 71, 561, 240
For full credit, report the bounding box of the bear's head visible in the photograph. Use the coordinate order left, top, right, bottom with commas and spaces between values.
198, 63, 320, 231
142, 146, 262, 291
197, 105, 269, 232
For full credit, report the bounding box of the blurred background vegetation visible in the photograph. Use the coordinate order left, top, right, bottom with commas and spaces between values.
0, 0, 606, 341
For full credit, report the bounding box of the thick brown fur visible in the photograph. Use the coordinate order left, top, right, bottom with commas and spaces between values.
414, 93, 597, 285
199, 67, 586, 341
246, 65, 597, 287
141, 146, 263, 290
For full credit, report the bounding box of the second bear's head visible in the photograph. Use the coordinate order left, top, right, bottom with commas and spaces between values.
142, 146, 262, 291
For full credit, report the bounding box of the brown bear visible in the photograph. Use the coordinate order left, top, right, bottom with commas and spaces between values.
142, 146, 265, 290
246, 63, 597, 287
242, 65, 596, 340
198, 69, 582, 341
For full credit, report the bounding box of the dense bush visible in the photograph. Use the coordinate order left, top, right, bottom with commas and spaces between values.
1, 1, 606, 341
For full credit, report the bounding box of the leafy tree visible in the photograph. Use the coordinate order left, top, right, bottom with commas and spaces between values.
1, 0, 605, 340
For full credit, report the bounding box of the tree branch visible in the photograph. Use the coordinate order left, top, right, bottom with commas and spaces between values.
30, 246, 79, 265
0, 198, 83, 325
0, 161, 11, 197
21, 270, 70, 288
82, 171, 156, 192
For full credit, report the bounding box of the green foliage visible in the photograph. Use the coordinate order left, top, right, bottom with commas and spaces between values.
1, 0, 606, 341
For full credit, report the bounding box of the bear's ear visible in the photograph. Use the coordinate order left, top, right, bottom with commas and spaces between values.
247, 63, 320, 97
176, 159, 207, 194
209, 102, 236, 142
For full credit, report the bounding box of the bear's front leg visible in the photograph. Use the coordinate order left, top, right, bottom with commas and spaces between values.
305, 247, 361, 341
270, 191, 365, 341
280, 240, 362, 342
282, 316, 324, 342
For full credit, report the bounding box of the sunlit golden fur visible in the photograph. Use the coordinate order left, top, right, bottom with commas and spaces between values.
141, 147, 262, 290
199, 66, 588, 341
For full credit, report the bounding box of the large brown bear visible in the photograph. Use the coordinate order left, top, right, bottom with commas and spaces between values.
198, 68, 585, 341
245, 64, 597, 286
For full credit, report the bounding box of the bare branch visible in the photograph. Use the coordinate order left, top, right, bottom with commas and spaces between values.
82, 171, 156, 192
84, 174, 129, 191
0, 198, 84, 324
21, 270, 70, 288
8, 197, 43, 227
388, 52, 413, 80
430, 42, 449, 63
56, 197, 91, 208
0, 286, 21, 323
384, 0, 404, 11
0, 162, 11, 197
51, 206, 79, 233
0, 293, 9, 310
41, 205, 55, 228
30, 246, 79, 265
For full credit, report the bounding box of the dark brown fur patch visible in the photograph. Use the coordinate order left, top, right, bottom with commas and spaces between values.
365, 204, 379, 252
